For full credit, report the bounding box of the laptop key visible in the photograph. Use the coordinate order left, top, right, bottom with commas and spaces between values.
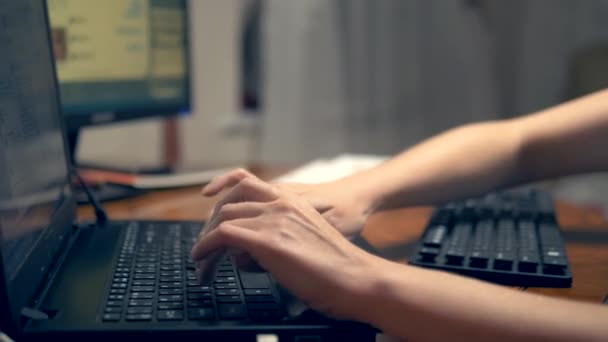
239, 272, 271, 289
126, 314, 153, 321
188, 308, 215, 320
215, 289, 239, 296
214, 276, 237, 283
128, 300, 153, 307
133, 280, 155, 286
218, 303, 247, 319
102, 313, 121, 322
106, 300, 123, 307
110, 289, 126, 295
216, 295, 242, 303
127, 307, 153, 314
187, 286, 211, 293
130, 292, 154, 299
249, 310, 281, 321
105, 307, 122, 313
214, 283, 238, 290
187, 292, 211, 300
158, 303, 184, 310
159, 295, 183, 302
245, 295, 276, 303
160, 282, 182, 288
248, 303, 280, 310
187, 299, 213, 307
131, 286, 155, 292
108, 294, 125, 301
159, 289, 183, 295
158, 310, 184, 321
244, 289, 271, 296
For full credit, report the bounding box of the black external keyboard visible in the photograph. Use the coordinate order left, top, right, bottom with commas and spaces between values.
410, 190, 572, 287
101, 221, 283, 322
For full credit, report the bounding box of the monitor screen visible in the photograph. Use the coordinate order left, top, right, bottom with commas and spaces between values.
0, 0, 75, 323
47, 0, 189, 129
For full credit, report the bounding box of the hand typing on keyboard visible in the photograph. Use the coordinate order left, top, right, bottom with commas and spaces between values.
192, 173, 384, 321
201, 168, 373, 238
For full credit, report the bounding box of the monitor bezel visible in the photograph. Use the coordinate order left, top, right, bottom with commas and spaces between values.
0, 0, 78, 333
61, 0, 192, 132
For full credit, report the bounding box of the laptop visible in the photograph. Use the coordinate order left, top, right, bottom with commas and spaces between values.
0, 1, 375, 341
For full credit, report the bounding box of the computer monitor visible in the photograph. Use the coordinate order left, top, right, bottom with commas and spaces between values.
46, 0, 190, 161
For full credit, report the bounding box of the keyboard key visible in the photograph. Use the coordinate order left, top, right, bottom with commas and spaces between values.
128, 300, 153, 307
245, 295, 275, 303
108, 294, 125, 301
104, 307, 122, 313
130, 292, 154, 299
214, 283, 238, 290
158, 303, 184, 310
215, 289, 239, 296
134, 274, 155, 280
214, 276, 237, 283
239, 272, 271, 289
249, 310, 281, 321
216, 295, 242, 303
112, 283, 128, 289
127, 307, 153, 314
423, 225, 447, 247
187, 286, 211, 293
160, 282, 182, 288
188, 308, 215, 320
158, 310, 184, 321
106, 300, 123, 307
187, 292, 211, 300
133, 280, 155, 286
160, 289, 183, 295
247, 302, 279, 310
188, 299, 213, 307
244, 289, 272, 296
110, 289, 126, 295
158, 295, 183, 302
218, 303, 247, 319
102, 313, 121, 322
126, 314, 153, 321
131, 286, 154, 292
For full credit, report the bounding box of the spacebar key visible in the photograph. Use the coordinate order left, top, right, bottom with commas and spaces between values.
219, 303, 247, 319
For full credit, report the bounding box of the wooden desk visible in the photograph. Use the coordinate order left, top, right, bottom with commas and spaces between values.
79, 169, 608, 306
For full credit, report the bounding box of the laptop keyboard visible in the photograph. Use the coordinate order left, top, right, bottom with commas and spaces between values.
410, 190, 572, 287
101, 221, 283, 323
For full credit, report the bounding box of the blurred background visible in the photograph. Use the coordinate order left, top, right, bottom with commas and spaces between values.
71, 0, 608, 207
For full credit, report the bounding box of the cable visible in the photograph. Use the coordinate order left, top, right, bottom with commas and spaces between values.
71, 167, 108, 226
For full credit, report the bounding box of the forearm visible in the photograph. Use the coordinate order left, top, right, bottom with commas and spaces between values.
338, 119, 525, 211
360, 260, 608, 342
339, 89, 608, 212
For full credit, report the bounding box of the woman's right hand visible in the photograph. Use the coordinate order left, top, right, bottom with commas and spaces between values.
201, 169, 376, 239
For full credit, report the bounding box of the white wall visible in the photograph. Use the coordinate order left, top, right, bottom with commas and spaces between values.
78, 0, 252, 170
180, 0, 254, 167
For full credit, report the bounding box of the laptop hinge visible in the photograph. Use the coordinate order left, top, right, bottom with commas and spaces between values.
19, 308, 48, 321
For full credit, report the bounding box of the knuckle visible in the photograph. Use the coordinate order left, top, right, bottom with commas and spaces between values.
233, 168, 251, 179
216, 223, 235, 240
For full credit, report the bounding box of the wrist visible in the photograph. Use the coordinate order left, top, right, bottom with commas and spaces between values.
346, 254, 403, 325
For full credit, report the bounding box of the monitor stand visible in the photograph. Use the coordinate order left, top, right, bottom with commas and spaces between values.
67, 130, 147, 204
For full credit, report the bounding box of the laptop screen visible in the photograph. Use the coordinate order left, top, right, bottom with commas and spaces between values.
0, 0, 76, 325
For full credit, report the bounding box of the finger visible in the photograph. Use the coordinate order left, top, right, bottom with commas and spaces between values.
202, 201, 266, 237
201, 168, 255, 196
206, 177, 278, 231
191, 222, 261, 264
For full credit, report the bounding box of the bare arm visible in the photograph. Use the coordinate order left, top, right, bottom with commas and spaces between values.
193, 176, 608, 342
363, 260, 608, 342
342, 89, 608, 211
